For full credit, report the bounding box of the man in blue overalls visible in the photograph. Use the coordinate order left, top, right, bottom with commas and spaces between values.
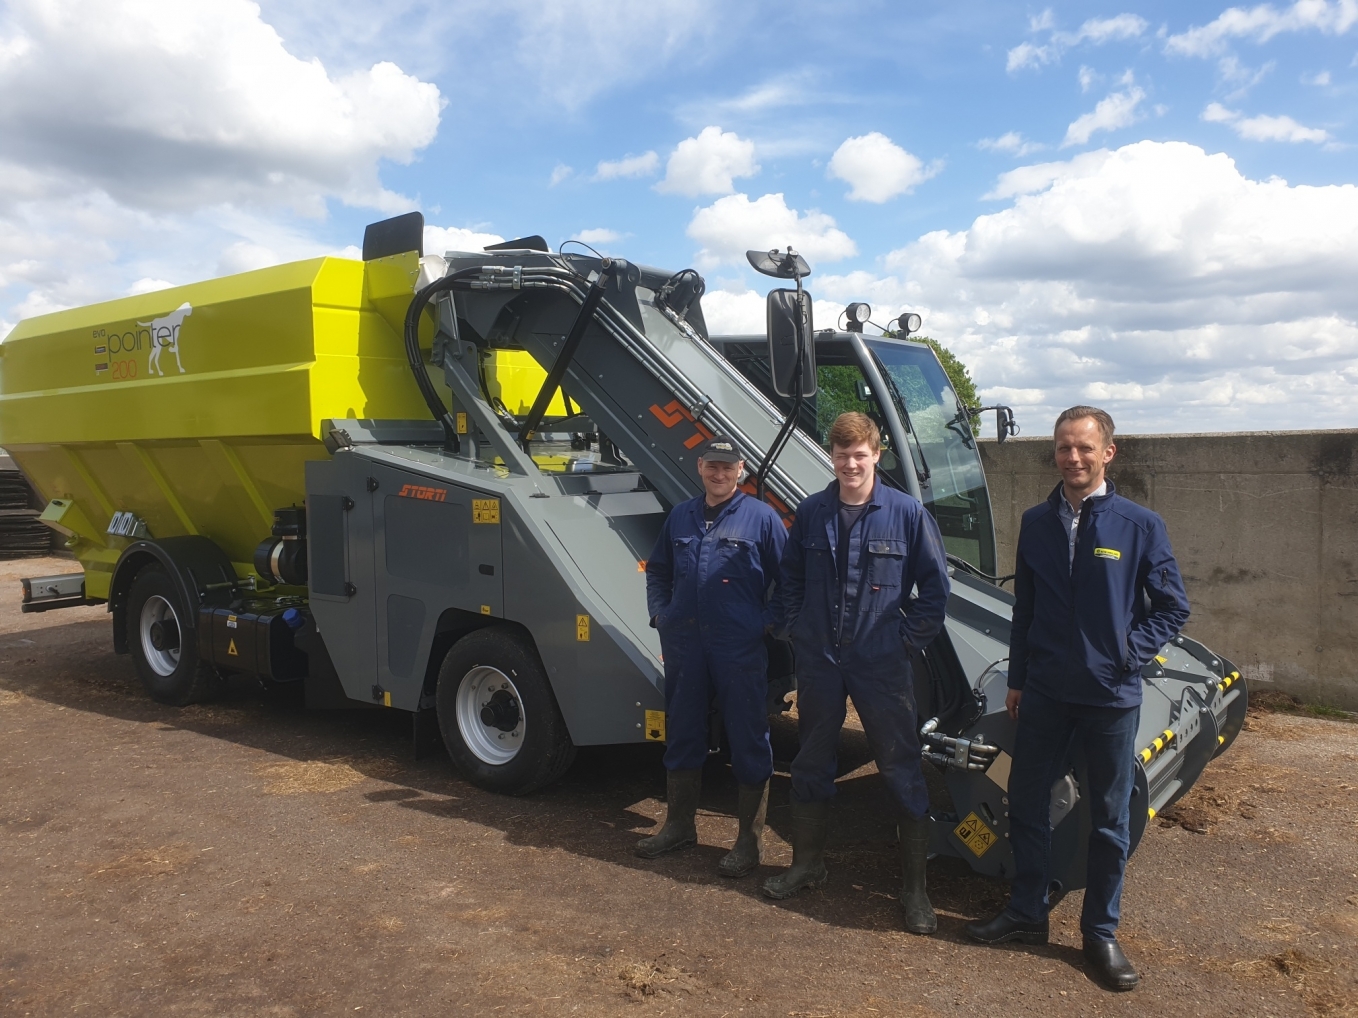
639, 436, 787, 877
763, 412, 950, 935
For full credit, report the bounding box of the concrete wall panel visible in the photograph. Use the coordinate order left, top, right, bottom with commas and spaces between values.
979, 430, 1358, 709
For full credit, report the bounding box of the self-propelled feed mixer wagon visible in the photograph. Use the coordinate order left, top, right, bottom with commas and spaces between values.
0, 212, 1247, 892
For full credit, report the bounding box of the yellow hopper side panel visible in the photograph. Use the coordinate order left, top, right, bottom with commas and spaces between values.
0, 253, 445, 595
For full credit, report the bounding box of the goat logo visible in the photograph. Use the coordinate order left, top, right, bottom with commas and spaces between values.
139, 302, 192, 376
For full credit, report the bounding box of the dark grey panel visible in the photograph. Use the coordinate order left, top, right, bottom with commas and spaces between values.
308, 494, 349, 596
384, 495, 468, 585
386, 594, 426, 677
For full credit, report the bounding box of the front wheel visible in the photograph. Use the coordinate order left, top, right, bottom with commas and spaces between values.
436, 628, 576, 795
125, 565, 220, 705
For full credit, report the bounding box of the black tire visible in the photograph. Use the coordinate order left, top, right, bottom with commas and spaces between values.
125, 566, 220, 705
436, 628, 576, 795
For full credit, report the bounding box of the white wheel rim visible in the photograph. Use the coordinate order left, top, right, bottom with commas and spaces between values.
456, 665, 525, 766
139, 594, 181, 677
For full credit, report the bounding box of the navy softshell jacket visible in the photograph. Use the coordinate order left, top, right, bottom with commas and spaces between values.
645, 491, 786, 643
1008, 481, 1190, 709
776, 479, 950, 665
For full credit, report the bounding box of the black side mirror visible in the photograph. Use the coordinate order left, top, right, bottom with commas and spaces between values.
996, 406, 1018, 443
767, 289, 816, 398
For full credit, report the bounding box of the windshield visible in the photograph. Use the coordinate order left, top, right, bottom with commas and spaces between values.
866, 339, 997, 576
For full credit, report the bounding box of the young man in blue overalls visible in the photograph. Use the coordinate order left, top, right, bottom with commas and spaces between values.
763, 412, 950, 935
639, 437, 787, 877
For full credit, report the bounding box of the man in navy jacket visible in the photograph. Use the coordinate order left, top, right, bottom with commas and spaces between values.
640, 437, 786, 877
965, 406, 1189, 992
762, 413, 950, 935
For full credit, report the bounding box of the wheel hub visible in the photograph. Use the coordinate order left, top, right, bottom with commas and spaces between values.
139, 594, 182, 677
148, 618, 180, 652
479, 689, 521, 732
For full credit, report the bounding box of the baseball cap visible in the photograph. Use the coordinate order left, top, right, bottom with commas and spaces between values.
697, 436, 743, 463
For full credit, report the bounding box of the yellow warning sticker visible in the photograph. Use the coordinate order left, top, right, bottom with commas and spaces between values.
472, 498, 500, 524
456, 412, 468, 434
227, 638, 238, 656
1094, 547, 1122, 560
383, 690, 392, 708
644, 709, 666, 742
576, 614, 590, 641
226, 614, 238, 629
954, 812, 998, 858
480, 604, 491, 616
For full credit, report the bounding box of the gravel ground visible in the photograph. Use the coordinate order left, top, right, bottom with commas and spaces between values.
2, 556, 1356, 1017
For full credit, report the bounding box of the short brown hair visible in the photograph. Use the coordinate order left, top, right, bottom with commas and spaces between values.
827, 411, 881, 452
1055, 405, 1115, 446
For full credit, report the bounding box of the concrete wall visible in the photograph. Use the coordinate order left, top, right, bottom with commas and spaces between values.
978, 430, 1358, 709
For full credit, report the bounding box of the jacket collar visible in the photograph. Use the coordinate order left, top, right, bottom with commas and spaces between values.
689, 488, 746, 526
821, 476, 884, 510
1046, 479, 1118, 514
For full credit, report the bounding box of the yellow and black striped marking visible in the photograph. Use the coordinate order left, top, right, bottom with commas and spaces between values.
1216, 670, 1240, 692
1138, 728, 1177, 765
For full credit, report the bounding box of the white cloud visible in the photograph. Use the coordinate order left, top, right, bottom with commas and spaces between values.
1166, 0, 1358, 57
810, 141, 1358, 432
549, 164, 573, 187
1302, 69, 1333, 84
1063, 85, 1146, 146
0, 0, 445, 333
978, 132, 1046, 157
1202, 102, 1331, 141
571, 228, 624, 247
0, 0, 442, 214
1078, 65, 1098, 91
656, 127, 759, 197
127, 277, 174, 296
424, 225, 506, 255
593, 152, 660, 181
701, 288, 767, 334
827, 133, 939, 202
1008, 12, 1149, 71
686, 193, 856, 269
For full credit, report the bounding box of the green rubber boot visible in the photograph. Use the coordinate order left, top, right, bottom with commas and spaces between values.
717, 781, 769, 878
634, 769, 702, 858
899, 813, 938, 935
760, 799, 831, 899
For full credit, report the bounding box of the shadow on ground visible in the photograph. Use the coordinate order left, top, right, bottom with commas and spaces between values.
0, 612, 1014, 936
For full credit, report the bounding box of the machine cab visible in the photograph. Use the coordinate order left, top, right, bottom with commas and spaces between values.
709, 331, 998, 577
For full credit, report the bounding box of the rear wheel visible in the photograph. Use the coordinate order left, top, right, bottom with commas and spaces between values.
125, 566, 220, 705
436, 628, 576, 795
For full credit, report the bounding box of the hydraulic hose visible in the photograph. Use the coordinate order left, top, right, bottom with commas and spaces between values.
402, 267, 486, 450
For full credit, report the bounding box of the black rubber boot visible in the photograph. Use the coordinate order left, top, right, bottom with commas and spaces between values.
898, 814, 937, 935
718, 781, 769, 878
634, 769, 702, 858
760, 799, 830, 899
1083, 938, 1139, 991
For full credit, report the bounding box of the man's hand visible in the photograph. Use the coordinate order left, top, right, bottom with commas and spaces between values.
1006, 688, 1022, 722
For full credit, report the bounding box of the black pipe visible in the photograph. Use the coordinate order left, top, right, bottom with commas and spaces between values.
403, 268, 485, 450
517, 262, 616, 447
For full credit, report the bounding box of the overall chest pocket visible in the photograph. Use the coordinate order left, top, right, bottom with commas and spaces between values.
865, 539, 906, 587
713, 536, 760, 582
672, 536, 699, 576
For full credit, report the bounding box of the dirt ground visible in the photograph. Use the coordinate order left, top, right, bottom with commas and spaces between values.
2, 556, 1356, 1018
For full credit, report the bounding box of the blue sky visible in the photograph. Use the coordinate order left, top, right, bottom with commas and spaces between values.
2, 0, 1356, 433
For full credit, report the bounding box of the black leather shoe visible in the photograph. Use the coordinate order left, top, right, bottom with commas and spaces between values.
1083, 938, 1139, 991
963, 910, 1049, 945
